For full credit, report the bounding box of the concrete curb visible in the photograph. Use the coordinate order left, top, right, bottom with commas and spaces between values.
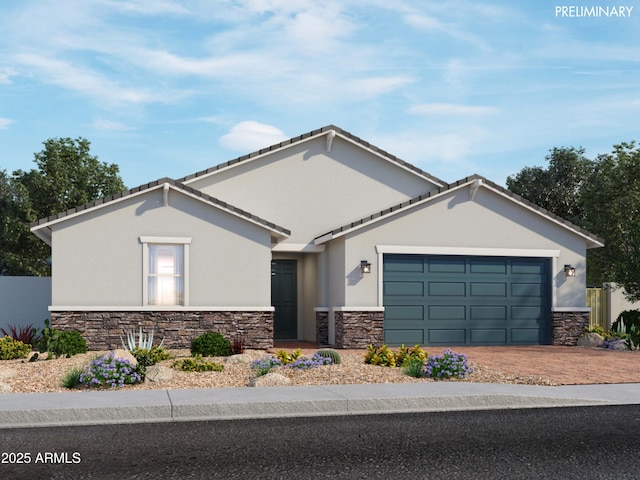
1, 383, 639, 429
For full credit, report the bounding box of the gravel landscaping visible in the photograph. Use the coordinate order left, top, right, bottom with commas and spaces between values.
0, 348, 558, 394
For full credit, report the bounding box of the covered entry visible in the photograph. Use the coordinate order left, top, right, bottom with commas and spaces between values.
383, 254, 551, 345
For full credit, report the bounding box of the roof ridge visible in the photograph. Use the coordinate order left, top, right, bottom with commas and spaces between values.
30, 177, 290, 237
315, 175, 604, 246
178, 125, 446, 187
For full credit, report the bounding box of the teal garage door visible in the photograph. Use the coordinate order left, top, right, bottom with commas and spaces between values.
383, 254, 551, 346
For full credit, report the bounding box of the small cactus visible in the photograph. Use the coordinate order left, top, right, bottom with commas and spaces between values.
315, 348, 342, 365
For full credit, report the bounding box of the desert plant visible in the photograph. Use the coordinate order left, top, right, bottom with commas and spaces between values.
585, 325, 611, 340
0, 336, 31, 360
404, 357, 425, 378
0, 323, 38, 345
130, 345, 171, 369
190, 332, 232, 357
61, 365, 85, 389
285, 353, 334, 370
612, 310, 640, 337
626, 325, 640, 351
275, 348, 302, 365
395, 344, 427, 368
121, 328, 163, 351
79, 352, 142, 388
171, 355, 224, 372
424, 349, 473, 380
34, 320, 86, 358
250, 356, 282, 377
364, 344, 396, 367
315, 348, 342, 365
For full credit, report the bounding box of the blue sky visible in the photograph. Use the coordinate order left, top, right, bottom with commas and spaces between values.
1, 0, 638, 188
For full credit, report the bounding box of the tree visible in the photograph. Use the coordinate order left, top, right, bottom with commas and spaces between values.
0, 138, 126, 276
506, 147, 595, 225
581, 142, 640, 301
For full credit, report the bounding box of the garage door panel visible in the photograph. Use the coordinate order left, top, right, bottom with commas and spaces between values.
511, 306, 544, 320
470, 283, 507, 297
384, 281, 424, 296
385, 257, 424, 272
428, 329, 466, 344
385, 305, 424, 322
428, 258, 466, 273
470, 259, 507, 274
385, 329, 424, 345
470, 305, 507, 321
511, 261, 546, 275
470, 329, 507, 344
511, 328, 545, 343
511, 283, 544, 297
428, 305, 466, 320
428, 282, 466, 296
384, 254, 550, 346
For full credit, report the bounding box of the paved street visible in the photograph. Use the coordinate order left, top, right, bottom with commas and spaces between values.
2, 405, 640, 479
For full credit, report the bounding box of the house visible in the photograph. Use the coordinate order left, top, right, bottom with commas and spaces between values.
30, 126, 603, 350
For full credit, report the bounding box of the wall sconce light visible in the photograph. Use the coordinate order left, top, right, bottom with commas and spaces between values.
360, 260, 371, 274
564, 265, 576, 278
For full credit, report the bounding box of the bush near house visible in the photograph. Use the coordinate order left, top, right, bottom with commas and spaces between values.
34, 320, 87, 358
0, 324, 38, 345
190, 332, 232, 357
0, 336, 31, 360
363, 344, 427, 368
611, 310, 640, 336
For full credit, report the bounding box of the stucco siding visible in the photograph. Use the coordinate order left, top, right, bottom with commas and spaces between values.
51, 188, 272, 307
186, 136, 436, 243
341, 186, 588, 308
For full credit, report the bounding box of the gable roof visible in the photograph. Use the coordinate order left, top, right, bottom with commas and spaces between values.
30, 177, 291, 245
179, 125, 446, 188
314, 174, 604, 249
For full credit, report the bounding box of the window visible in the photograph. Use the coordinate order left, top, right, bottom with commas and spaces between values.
140, 237, 191, 306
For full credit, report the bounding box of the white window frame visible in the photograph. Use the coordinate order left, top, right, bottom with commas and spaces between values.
140, 236, 191, 307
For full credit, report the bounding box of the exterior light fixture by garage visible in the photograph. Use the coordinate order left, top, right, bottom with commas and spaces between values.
564, 264, 576, 278
360, 260, 371, 274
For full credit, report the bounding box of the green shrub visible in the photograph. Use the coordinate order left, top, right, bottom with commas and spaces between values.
190, 332, 232, 357
275, 348, 302, 365
130, 346, 172, 369
0, 336, 31, 360
172, 355, 224, 372
364, 344, 396, 367
395, 344, 427, 368
35, 320, 87, 358
404, 357, 425, 378
315, 348, 342, 365
611, 310, 640, 337
61, 366, 85, 389
585, 325, 611, 339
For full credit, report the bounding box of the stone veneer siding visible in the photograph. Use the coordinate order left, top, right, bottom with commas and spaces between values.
315, 311, 329, 346
334, 311, 384, 349
551, 311, 590, 346
50, 311, 274, 350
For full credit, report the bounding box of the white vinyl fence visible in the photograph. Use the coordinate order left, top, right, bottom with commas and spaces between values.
0, 277, 51, 334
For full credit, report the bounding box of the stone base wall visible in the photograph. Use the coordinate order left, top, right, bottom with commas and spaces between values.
315, 311, 329, 346
334, 311, 384, 349
552, 311, 590, 346
50, 311, 274, 350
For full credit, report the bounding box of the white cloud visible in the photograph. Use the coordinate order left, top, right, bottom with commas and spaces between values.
409, 103, 499, 116
0, 118, 14, 129
220, 121, 289, 152
349, 76, 415, 99
14, 53, 184, 105
0, 67, 18, 84
98, 0, 190, 15
91, 118, 132, 131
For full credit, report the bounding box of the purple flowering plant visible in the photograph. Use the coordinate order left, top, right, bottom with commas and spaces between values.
250, 356, 283, 377
79, 352, 142, 388
285, 353, 334, 370
423, 349, 473, 380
